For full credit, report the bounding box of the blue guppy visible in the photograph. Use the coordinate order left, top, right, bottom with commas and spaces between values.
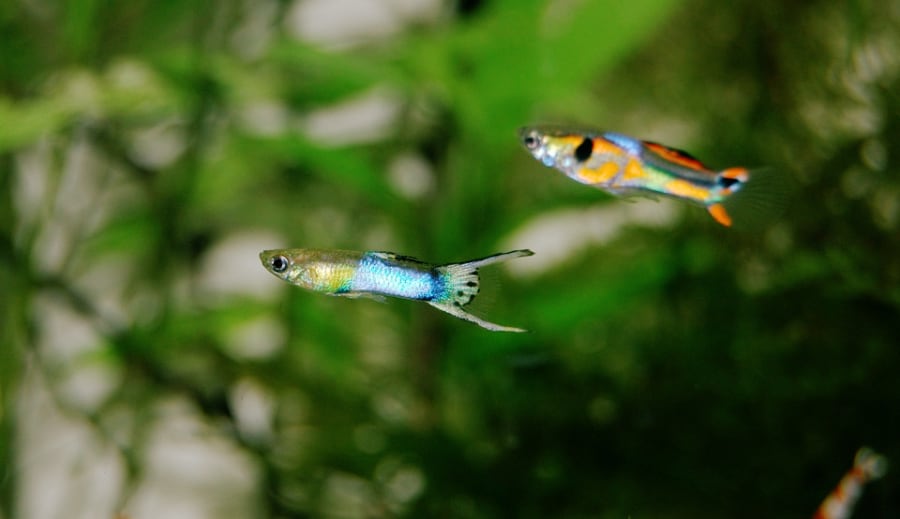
260, 248, 533, 332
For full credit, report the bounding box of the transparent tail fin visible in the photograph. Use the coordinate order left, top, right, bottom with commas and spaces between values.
706, 167, 790, 229
430, 249, 534, 332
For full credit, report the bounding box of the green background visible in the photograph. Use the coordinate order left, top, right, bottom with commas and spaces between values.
1, 0, 898, 517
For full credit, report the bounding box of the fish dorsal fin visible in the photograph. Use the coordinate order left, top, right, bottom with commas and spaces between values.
369, 251, 402, 261
644, 141, 709, 170
369, 251, 429, 265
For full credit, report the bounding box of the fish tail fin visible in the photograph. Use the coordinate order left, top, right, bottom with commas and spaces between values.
707, 167, 790, 229
431, 249, 534, 333
854, 447, 888, 481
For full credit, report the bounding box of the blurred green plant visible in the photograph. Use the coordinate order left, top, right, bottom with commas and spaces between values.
1, 0, 899, 518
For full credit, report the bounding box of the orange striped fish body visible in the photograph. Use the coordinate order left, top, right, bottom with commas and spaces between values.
519, 125, 785, 228
813, 448, 887, 519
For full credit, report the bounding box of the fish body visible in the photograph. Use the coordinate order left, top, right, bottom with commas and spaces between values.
259, 248, 534, 332
813, 447, 887, 519
519, 125, 785, 227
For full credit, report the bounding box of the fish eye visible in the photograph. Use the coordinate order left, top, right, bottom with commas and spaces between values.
270, 255, 289, 273
523, 133, 540, 149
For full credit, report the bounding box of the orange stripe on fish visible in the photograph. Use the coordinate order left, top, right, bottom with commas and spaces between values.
622, 159, 645, 181
663, 179, 712, 201
644, 142, 708, 170
578, 161, 620, 184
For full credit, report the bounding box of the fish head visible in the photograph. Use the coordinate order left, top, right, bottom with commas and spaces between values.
259, 248, 316, 288
518, 125, 602, 175
260, 248, 354, 292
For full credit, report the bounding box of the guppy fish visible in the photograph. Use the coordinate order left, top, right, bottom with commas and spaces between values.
519, 125, 784, 227
259, 248, 534, 332
813, 447, 887, 519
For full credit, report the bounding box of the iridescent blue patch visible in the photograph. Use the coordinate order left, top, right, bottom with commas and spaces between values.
353, 253, 436, 299
602, 132, 643, 157
542, 154, 556, 167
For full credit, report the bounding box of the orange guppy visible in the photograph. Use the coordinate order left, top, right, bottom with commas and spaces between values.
519, 125, 785, 227
813, 448, 887, 519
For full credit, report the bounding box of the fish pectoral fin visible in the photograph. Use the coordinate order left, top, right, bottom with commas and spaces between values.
427, 301, 526, 333
340, 291, 387, 303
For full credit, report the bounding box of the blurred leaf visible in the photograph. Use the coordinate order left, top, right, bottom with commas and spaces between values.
252, 134, 405, 210
0, 97, 74, 152
445, 0, 685, 145
524, 246, 678, 333
64, 0, 103, 62
81, 210, 158, 257
271, 42, 400, 107
3, 1, 900, 518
